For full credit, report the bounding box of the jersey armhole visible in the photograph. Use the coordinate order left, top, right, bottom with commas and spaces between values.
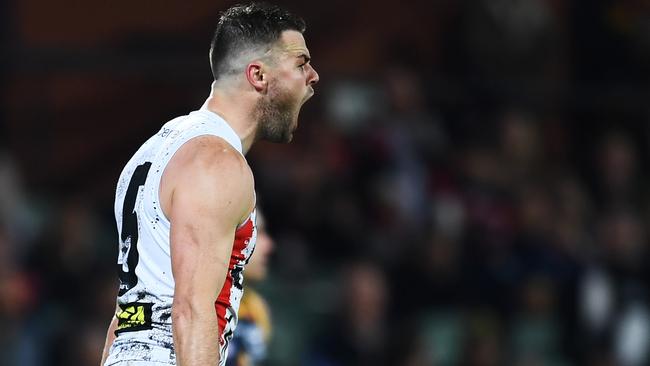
152, 132, 253, 227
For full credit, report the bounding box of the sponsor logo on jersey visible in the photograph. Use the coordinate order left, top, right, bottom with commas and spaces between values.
115, 302, 153, 334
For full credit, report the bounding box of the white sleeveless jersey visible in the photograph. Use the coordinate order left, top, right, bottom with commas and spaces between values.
105, 109, 257, 366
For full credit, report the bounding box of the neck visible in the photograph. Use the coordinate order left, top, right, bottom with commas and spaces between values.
201, 82, 258, 154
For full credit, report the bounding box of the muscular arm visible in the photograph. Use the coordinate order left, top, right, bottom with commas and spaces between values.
165, 136, 254, 366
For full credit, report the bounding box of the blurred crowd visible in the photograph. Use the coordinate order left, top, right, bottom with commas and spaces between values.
1, 0, 650, 365
252, 79, 650, 366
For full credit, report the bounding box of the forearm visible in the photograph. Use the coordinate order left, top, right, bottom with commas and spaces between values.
172, 303, 221, 366
100, 315, 118, 366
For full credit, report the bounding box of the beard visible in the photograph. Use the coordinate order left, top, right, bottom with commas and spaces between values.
253, 80, 300, 143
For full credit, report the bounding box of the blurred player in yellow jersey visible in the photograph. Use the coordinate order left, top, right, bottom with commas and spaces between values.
226, 211, 275, 366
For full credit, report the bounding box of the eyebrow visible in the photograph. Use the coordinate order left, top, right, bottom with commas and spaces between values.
297, 54, 311, 63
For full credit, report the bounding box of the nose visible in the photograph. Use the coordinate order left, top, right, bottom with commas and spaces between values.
308, 64, 319, 86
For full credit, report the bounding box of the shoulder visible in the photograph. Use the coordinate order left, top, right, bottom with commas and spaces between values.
161, 135, 254, 221
179, 135, 248, 169
169, 135, 251, 183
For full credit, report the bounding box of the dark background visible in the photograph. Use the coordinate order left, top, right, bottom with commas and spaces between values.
1, 0, 649, 365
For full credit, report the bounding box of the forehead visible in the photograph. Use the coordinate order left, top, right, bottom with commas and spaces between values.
275, 30, 310, 57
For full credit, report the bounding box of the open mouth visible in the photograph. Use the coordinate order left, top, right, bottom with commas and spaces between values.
303, 88, 315, 104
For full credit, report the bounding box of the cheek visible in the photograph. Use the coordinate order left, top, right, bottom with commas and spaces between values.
280, 68, 306, 85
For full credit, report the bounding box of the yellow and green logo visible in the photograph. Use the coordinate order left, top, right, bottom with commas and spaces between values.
115, 302, 153, 334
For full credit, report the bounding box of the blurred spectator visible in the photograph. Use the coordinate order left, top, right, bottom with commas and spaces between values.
463, 0, 569, 89
22, 196, 114, 365
596, 132, 644, 210
460, 311, 505, 366
0, 151, 35, 247
307, 262, 390, 366
510, 275, 565, 365
499, 109, 544, 184
579, 209, 650, 365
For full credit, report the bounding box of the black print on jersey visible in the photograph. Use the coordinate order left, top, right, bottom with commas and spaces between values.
231, 267, 244, 291
118, 162, 152, 296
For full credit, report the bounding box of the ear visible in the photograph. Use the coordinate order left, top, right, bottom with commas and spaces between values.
245, 62, 267, 93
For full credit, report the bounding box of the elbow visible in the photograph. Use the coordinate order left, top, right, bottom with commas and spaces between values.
172, 297, 215, 325
172, 299, 192, 325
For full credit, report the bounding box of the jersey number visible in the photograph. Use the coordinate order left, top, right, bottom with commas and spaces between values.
118, 162, 152, 296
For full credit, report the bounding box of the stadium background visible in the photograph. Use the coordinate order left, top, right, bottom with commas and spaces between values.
1, 0, 649, 365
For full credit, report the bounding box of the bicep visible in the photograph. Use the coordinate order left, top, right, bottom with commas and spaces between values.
169, 147, 253, 304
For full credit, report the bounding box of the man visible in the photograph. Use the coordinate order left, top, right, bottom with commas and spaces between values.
225, 211, 274, 366
100, 3, 319, 366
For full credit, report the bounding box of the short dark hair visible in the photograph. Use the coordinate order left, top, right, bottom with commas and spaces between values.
210, 2, 306, 80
